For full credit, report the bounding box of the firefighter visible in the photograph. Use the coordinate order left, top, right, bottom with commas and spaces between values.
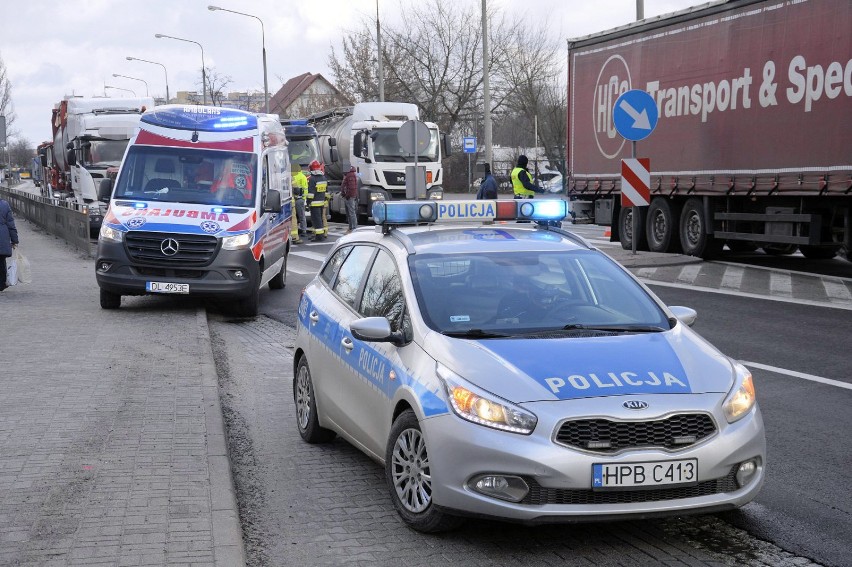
290, 163, 309, 244
307, 160, 328, 241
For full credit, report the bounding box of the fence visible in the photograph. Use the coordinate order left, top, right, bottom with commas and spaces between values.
0, 186, 93, 256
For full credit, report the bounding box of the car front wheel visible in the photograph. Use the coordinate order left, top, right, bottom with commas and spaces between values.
385, 409, 462, 533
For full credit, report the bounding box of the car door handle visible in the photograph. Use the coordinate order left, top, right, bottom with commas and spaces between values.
309, 311, 319, 323
341, 337, 354, 352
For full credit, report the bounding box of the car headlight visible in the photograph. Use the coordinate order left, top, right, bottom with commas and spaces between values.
222, 232, 253, 250
99, 225, 124, 243
370, 192, 386, 201
723, 362, 756, 423
437, 363, 537, 434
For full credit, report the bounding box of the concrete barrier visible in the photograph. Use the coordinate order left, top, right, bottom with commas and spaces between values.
0, 186, 92, 256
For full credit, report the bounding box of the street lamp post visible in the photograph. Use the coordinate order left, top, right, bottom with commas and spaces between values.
127, 56, 170, 103
208, 5, 268, 113
113, 74, 149, 97
155, 33, 207, 105
104, 85, 137, 97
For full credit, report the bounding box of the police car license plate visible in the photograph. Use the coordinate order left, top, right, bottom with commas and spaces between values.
592, 458, 697, 489
146, 281, 190, 294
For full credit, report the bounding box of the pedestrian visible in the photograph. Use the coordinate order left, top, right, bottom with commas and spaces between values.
341, 166, 359, 233
1, 198, 20, 292
306, 160, 328, 241
476, 163, 498, 200
511, 155, 545, 200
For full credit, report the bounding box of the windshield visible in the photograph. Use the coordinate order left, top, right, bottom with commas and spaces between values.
410, 250, 669, 334
83, 139, 129, 168
372, 128, 439, 162
113, 146, 258, 207
288, 138, 320, 168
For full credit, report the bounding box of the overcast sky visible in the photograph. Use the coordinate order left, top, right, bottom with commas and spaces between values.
1, 0, 700, 146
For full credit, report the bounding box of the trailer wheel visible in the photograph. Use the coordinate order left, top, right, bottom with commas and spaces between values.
679, 198, 722, 259
618, 206, 647, 251
799, 245, 840, 260
646, 198, 682, 253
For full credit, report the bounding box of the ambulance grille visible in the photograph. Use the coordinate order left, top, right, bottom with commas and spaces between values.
521, 466, 738, 506
554, 414, 716, 453
125, 231, 219, 266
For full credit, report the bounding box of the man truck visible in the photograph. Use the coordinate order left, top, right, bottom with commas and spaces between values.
566, 0, 851, 260
305, 102, 449, 221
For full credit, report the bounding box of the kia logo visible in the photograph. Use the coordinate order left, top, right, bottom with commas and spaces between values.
160, 238, 180, 256
623, 400, 649, 410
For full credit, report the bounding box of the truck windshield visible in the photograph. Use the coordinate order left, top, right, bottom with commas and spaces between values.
114, 146, 259, 207
372, 128, 440, 162
288, 138, 321, 168
84, 139, 129, 168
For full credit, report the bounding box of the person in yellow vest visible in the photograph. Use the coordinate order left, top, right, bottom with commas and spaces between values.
307, 160, 328, 241
511, 155, 544, 200
290, 163, 309, 244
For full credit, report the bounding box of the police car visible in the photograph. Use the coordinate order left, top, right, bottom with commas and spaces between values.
293, 199, 765, 532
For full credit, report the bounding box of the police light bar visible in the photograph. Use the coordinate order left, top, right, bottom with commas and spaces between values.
372, 200, 568, 225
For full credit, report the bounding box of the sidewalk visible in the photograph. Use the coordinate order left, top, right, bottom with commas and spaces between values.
0, 219, 244, 566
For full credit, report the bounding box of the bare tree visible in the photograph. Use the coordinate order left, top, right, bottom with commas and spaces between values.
9, 138, 33, 168
196, 67, 233, 107
0, 52, 17, 138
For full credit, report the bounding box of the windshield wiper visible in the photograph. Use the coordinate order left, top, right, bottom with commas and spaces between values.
561, 324, 668, 333
442, 329, 510, 339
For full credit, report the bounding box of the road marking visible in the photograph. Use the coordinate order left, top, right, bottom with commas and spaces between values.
642, 279, 852, 311
636, 267, 657, 278
676, 264, 701, 285
714, 260, 852, 283
721, 265, 745, 289
768, 271, 793, 297
740, 361, 852, 391
823, 279, 852, 303
290, 250, 328, 262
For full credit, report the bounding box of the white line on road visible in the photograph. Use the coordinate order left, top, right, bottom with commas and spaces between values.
823, 279, 852, 303
721, 264, 745, 289
768, 271, 793, 297
714, 260, 852, 283
676, 264, 702, 285
641, 279, 852, 310
740, 361, 852, 391
289, 250, 328, 262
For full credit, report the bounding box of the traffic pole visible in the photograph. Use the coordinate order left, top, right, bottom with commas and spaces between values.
632, 141, 638, 255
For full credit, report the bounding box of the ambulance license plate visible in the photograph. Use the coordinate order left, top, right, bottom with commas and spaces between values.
146, 281, 190, 294
592, 459, 697, 489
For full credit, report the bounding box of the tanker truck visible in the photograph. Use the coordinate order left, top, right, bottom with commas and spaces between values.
305, 102, 449, 221
566, 0, 851, 261
46, 96, 153, 233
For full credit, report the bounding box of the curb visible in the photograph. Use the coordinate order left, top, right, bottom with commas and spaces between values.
197, 309, 247, 567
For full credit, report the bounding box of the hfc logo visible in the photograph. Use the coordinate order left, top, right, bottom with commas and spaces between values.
594, 54, 632, 159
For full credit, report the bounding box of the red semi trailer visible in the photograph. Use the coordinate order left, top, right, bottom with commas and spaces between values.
566, 0, 851, 260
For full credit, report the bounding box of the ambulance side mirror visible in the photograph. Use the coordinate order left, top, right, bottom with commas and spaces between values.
98, 178, 113, 201
263, 189, 282, 213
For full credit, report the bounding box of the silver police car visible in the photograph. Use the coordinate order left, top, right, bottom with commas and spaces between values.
293, 199, 765, 532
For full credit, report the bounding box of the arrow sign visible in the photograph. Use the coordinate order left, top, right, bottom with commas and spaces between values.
621, 158, 651, 207
613, 90, 659, 141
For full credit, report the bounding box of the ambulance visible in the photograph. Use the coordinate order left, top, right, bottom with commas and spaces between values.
95, 105, 292, 317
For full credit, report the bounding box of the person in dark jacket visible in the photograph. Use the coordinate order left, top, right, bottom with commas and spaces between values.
1, 198, 20, 291
341, 166, 359, 233
476, 163, 498, 200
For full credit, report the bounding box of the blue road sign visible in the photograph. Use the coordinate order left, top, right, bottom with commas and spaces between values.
613, 90, 659, 142
463, 136, 477, 153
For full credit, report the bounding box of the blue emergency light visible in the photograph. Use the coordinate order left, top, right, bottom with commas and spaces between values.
141, 105, 257, 132
372, 200, 568, 225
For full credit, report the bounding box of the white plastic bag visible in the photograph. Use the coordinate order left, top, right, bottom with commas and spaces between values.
5, 254, 17, 287
15, 249, 32, 284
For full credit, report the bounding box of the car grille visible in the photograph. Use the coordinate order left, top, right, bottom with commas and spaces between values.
555, 414, 717, 453
520, 466, 739, 505
383, 171, 405, 186
125, 231, 219, 266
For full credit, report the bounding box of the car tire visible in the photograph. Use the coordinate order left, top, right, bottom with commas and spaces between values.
268, 253, 287, 290
679, 198, 722, 259
385, 409, 463, 533
294, 357, 336, 444
233, 286, 259, 317
100, 288, 121, 309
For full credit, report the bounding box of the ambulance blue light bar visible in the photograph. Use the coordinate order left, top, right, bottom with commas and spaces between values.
141, 105, 257, 132
372, 200, 568, 225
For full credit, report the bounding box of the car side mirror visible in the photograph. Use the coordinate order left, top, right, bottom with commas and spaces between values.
328, 137, 337, 147
669, 306, 697, 327
330, 147, 339, 164
98, 178, 113, 201
353, 133, 364, 158
441, 133, 451, 157
351, 317, 405, 345
67, 148, 77, 166
40, 154, 48, 167
263, 189, 283, 213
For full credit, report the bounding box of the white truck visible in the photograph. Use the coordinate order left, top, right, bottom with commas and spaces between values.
46, 96, 154, 233
306, 102, 450, 221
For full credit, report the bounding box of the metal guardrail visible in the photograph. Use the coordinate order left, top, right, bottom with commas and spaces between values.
0, 185, 93, 256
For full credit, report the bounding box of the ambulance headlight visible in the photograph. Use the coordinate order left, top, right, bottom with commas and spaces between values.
99, 225, 124, 243
437, 363, 537, 434
222, 232, 253, 250
723, 363, 756, 423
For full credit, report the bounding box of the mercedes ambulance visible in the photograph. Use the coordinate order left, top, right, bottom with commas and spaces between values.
95, 105, 292, 317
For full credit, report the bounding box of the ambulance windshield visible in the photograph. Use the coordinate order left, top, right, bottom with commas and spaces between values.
114, 146, 258, 207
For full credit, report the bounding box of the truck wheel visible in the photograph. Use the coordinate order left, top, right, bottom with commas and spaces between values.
799, 245, 840, 259
762, 244, 798, 256
233, 287, 260, 317
679, 198, 722, 259
618, 206, 647, 251
269, 253, 287, 290
100, 289, 121, 309
646, 198, 682, 253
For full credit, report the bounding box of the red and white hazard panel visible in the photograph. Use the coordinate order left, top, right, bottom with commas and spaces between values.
621, 158, 650, 207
